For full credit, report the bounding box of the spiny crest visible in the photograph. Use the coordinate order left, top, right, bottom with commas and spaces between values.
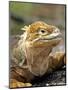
20, 21, 56, 34
21, 25, 31, 31
21, 21, 49, 33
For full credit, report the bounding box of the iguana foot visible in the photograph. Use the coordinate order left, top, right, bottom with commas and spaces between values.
10, 79, 32, 88
54, 51, 66, 65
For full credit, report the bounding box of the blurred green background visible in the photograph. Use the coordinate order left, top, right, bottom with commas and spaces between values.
9, 1, 66, 35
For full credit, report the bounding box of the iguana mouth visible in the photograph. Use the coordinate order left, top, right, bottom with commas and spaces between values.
40, 33, 62, 41
33, 32, 62, 42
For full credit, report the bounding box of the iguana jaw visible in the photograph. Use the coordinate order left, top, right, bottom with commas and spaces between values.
38, 33, 62, 44
29, 32, 62, 47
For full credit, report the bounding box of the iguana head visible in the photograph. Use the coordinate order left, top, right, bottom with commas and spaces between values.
19, 21, 62, 76
21, 21, 61, 48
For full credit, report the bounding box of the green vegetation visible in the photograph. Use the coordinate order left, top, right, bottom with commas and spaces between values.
9, 1, 65, 35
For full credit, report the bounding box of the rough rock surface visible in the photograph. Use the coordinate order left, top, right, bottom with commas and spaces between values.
31, 65, 66, 87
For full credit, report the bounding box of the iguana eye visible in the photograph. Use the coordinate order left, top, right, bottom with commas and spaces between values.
39, 29, 48, 35
40, 30, 45, 33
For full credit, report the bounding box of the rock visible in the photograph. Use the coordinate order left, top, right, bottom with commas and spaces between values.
31, 65, 66, 87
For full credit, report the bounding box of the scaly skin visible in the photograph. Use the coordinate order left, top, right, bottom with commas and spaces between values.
10, 21, 65, 88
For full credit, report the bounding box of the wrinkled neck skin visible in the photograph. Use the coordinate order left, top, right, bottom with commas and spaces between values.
20, 40, 53, 76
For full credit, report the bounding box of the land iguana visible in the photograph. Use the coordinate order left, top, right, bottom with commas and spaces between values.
10, 21, 65, 88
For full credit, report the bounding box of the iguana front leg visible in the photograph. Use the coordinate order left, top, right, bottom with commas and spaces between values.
10, 79, 32, 88
48, 52, 65, 72
9, 66, 34, 88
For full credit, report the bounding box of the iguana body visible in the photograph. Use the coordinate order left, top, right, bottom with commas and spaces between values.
10, 21, 65, 88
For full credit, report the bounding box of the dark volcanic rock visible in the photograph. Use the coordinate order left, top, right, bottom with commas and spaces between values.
31, 65, 66, 87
